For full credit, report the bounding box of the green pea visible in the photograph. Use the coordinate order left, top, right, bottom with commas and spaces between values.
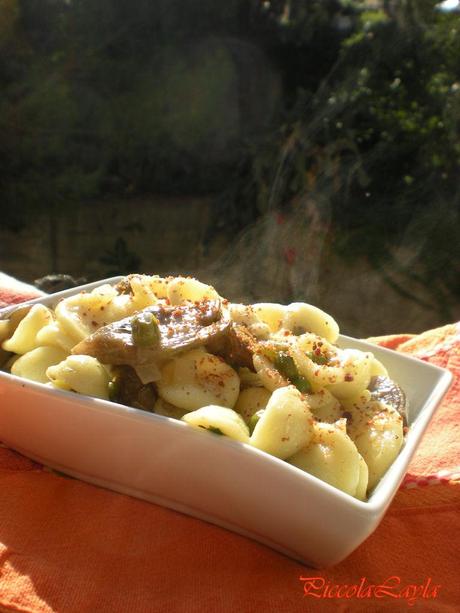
131, 312, 160, 346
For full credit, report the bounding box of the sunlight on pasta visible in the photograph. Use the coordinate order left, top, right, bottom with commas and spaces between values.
252, 303, 285, 333
326, 349, 373, 400
55, 286, 139, 344
157, 349, 240, 411
282, 303, 339, 343
228, 304, 271, 339
167, 277, 219, 305
2, 304, 53, 355
11, 346, 69, 384
36, 321, 78, 352
250, 386, 314, 460
47, 355, 110, 400
370, 356, 389, 378
129, 275, 160, 310
146, 275, 170, 299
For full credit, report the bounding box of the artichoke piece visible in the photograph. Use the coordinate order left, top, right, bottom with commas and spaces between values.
73, 300, 229, 367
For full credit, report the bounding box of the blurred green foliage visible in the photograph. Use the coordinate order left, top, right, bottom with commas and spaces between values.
222, 0, 460, 317
99, 237, 142, 277
0, 0, 459, 316
0, 0, 247, 229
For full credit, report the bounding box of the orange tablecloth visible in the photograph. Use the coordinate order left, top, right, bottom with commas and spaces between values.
0, 280, 459, 612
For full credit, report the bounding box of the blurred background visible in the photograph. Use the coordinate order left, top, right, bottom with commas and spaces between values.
1, 0, 459, 336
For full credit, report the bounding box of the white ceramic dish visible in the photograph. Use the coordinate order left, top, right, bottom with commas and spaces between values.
0, 278, 453, 567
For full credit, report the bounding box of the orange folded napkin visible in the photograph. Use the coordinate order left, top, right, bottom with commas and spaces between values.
0, 278, 458, 612
0, 273, 45, 308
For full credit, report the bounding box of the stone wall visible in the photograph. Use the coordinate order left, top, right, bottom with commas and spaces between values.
0, 197, 213, 283
1, 197, 457, 337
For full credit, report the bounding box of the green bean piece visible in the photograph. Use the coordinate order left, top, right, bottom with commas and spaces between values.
274, 352, 298, 380
131, 312, 160, 347
274, 351, 312, 393
306, 351, 329, 365
207, 426, 224, 436
291, 375, 312, 394
249, 409, 264, 434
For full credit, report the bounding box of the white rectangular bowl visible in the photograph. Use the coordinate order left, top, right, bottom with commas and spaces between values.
0, 279, 453, 567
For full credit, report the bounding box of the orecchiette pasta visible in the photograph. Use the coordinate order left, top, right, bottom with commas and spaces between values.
54, 293, 106, 343
129, 275, 160, 310
36, 320, 78, 353
0, 319, 11, 343
288, 421, 368, 499
0, 273, 408, 500
370, 356, 389, 378
237, 367, 264, 389
228, 304, 271, 340
11, 346, 69, 384
182, 405, 250, 442
282, 302, 339, 343
234, 386, 271, 424
307, 387, 343, 423
252, 353, 288, 392
145, 275, 170, 299
2, 304, 53, 354
343, 392, 404, 490
252, 303, 285, 333
55, 286, 137, 343
355, 457, 370, 502
46, 355, 110, 400
250, 386, 314, 460
157, 349, 240, 412
326, 349, 373, 400
167, 276, 219, 305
